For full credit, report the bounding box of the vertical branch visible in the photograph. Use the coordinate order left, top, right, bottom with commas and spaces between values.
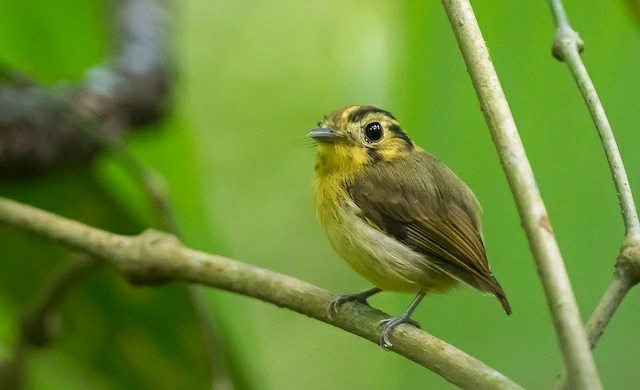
546, 1, 640, 388
440, 0, 602, 389
548, 0, 640, 241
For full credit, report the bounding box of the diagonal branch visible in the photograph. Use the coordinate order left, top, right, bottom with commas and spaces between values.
546, 1, 640, 388
441, 0, 602, 389
0, 254, 100, 390
0, 196, 523, 390
73, 116, 237, 389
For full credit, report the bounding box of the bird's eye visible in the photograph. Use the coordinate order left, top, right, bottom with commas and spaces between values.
364, 122, 383, 142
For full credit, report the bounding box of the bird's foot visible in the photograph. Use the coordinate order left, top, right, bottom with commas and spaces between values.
378, 316, 421, 349
328, 289, 379, 319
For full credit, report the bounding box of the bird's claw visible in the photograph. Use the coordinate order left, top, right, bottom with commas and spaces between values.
328, 293, 372, 319
378, 316, 421, 349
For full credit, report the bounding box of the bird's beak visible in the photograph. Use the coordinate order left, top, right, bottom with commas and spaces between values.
307, 128, 344, 143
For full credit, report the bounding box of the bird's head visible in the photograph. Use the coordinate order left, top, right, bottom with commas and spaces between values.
308, 105, 414, 176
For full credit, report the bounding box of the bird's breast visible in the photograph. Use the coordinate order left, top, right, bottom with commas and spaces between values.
313, 177, 455, 293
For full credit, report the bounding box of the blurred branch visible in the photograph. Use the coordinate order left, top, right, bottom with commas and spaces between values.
547, 0, 640, 388
0, 197, 523, 390
70, 111, 180, 234
1, 0, 232, 386
0, 62, 35, 87
0, 0, 172, 177
0, 254, 100, 390
441, 0, 602, 389
73, 116, 236, 390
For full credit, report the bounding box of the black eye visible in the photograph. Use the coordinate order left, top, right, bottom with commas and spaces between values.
364, 122, 383, 142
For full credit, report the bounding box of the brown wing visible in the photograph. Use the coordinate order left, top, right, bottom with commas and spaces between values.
349, 151, 511, 314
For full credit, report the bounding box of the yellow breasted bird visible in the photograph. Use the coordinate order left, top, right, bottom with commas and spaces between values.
309, 105, 511, 348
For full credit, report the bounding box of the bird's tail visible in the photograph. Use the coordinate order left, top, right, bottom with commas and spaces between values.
467, 271, 512, 315
493, 282, 512, 315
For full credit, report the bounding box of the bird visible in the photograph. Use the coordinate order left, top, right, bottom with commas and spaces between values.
308, 105, 511, 348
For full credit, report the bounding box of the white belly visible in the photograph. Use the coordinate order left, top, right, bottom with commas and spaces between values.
321, 197, 454, 293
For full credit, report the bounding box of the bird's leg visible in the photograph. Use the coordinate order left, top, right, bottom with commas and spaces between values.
379, 291, 426, 348
328, 287, 382, 318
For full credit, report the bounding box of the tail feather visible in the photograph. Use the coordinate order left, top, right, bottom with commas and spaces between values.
470, 273, 512, 315
492, 280, 512, 315
496, 292, 512, 315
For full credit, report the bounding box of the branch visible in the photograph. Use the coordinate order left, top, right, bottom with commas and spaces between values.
441, 0, 602, 389
80, 121, 236, 389
20, 255, 100, 347
0, 196, 523, 390
0, 255, 100, 390
0, 61, 35, 87
0, 0, 172, 177
549, 1, 640, 240
70, 111, 181, 235
547, 1, 640, 388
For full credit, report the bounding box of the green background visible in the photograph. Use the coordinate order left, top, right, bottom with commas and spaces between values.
1, 0, 639, 389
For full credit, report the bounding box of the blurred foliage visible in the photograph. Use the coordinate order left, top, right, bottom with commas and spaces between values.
1, 0, 640, 389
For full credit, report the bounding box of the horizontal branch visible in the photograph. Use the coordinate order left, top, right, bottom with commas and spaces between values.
0, 196, 522, 390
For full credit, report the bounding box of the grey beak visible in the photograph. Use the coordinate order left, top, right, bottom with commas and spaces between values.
307, 128, 343, 142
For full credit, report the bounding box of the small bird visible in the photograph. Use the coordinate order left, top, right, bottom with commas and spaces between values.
309, 105, 511, 348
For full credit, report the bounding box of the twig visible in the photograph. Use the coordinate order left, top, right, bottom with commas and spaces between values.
549, 0, 640, 240
0, 196, 523, 390
65, 111, 235, 388
547, 2, 640, 388
20, 254, 100, 347
1, 0, 228, 386
584, 264, 635, 349
440, 0, 602, 389
0, 254, 100, 390
68, 110, 180, 233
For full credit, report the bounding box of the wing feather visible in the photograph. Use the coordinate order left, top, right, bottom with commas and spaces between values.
349, 151, 511, 314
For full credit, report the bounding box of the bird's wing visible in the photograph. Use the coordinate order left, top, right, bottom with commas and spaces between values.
348, 152, 510, 313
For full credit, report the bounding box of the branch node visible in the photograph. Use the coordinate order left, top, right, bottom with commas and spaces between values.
121, 229, 179, 285
618, 238, 640, 286
552, 27, 584, 62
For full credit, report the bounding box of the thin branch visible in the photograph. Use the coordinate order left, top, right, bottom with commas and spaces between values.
0, 254, 100, 390
0, 196, 523, 390
68, 110, 180, 233
584, 268, 634, 350
441, 0, 602, 389
548, 0, 640, 240
556, 250, 639, 389
98, 135, 234, 388
66, 109, 236, 388
1, 0, 226, 386
20, 255, 100, 347
547, 1, 640, 388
